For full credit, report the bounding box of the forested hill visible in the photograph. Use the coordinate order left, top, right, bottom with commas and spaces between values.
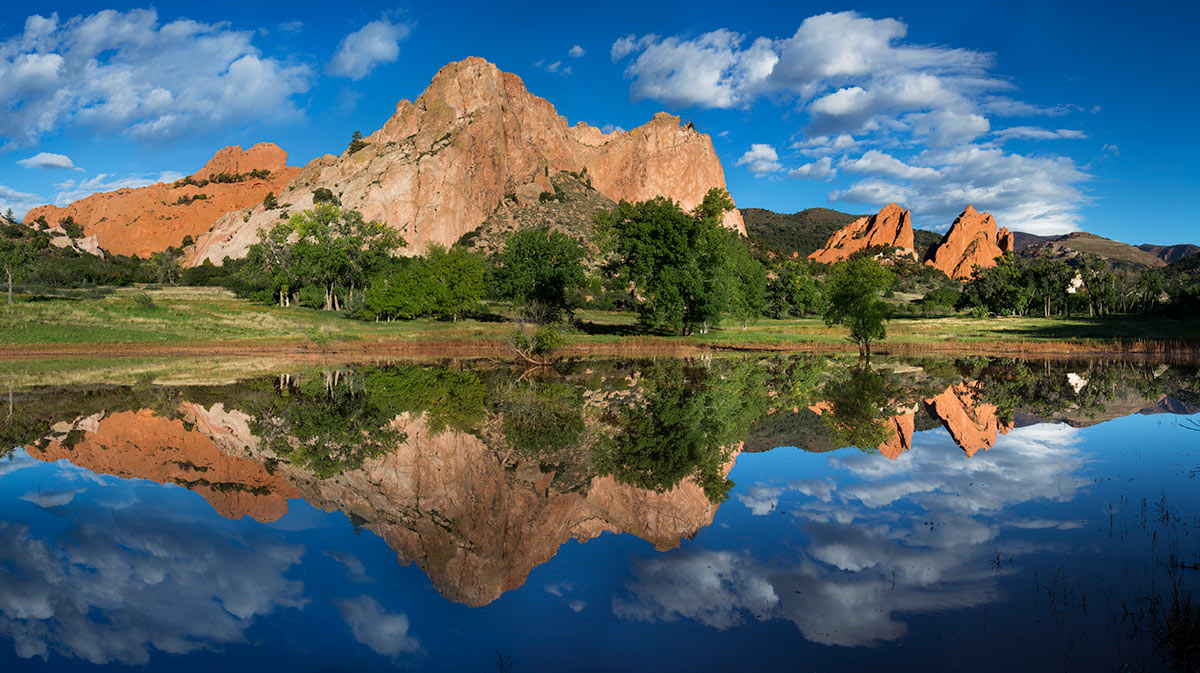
742, 207, 943, 259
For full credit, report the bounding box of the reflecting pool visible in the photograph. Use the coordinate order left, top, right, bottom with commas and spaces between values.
1, 356, 1198, 671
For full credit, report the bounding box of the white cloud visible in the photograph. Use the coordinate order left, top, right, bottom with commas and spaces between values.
600, 124, 625, 135
736, 485, 783, 515
615, 421, 1087, 647
53, 171, 183, 206
1101, 143, 1119, 156
842, 150, 940, 180
787, 156, 836, 181
736, 143, 782, 176
0, 184, 45, 220
17, 152, 81, 171
336, 596, 421, 658
19, 488, 82, 508
568, 45, 585, 58
543, 581, 574, 597
277, 20, 304, 34
327, 16, 411, 81
0, 10, 312, 145
612, 11, 1091, 235
0, 505, 307, 664
993, 127, 1087, 142
534, 59, 572, 76
569, 600, 586, 613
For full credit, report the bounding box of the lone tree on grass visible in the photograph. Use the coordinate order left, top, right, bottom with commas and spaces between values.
492, 227, 586, 323
0, 235, 36, 304
822, 256, 895, 359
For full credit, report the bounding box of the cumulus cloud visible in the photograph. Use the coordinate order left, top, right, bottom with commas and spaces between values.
841, 150, 939, 180
615, 422, 1087, 646
327, 16, 411, 80
17, 152, 81, 171
993, 127, 1087, 142
0, 9, 312, 146
0, 184, 45, 220
534, 59, 572, 76
52, 171, 183, 206
0, 506, 307, 664
336, 596, 421, 658
612, 11, 1092, 234
568, 45, 585, 58
736, 143, 782, 176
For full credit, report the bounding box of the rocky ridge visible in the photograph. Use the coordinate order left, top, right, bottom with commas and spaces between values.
807, 202, 916, 264
190, 57, 743, 265
924, 205, 1014, 279
24, 143, 299, 258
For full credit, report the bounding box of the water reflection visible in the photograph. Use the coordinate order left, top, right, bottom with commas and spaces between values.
2, 356, 1199, 670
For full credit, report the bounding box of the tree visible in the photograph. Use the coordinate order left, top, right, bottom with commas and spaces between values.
151, 249, 182, 285
491, 227, 585, 322
957, 253, 1031, 316
424, 244, 486, 320
766, 259, 822, 318
59, 216, 84, 239
0, 236, 35, 304
596, 187, 759, 335
348, 130, 368, 154
818, 365, 898, 451
822, 256, 895, 358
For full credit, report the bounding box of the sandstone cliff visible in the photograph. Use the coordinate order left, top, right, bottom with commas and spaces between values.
807, 203, 915, 264
26, 407, 298, 521
924, 205, 1014, 279
24, 143, 299, 258
924, 382, 1013, 457
190, 57, 743, 265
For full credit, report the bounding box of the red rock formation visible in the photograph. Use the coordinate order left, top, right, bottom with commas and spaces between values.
924, 382, 1013, 457
879, 412, 916, 460
24, 143, 300, 258
264, 414, 729, 606
808, 203, 916, 264
924, 205, 1014, 279
26, 408, 298, 521
191, 57, 743, 264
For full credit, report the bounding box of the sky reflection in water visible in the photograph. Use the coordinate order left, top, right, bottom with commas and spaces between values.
1, 357, 1198, 672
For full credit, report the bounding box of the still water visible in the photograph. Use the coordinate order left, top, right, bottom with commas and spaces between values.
1, 356, 1198, 672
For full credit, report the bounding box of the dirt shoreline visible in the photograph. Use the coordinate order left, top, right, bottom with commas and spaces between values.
3, 337, 1198, 361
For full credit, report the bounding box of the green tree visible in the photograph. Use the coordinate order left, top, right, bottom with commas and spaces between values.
424, 244, 486, 320
348, 130, 368, 154
596, 187, 757, 335
492, 227, 586, 322
818, 365, 898, 451
822, 257, 895, 358
0, 236, 36, 303
958, 253, 1031, 317
766, 259, 822, 318
151, 249, 182, 285
59, 216, 85, 239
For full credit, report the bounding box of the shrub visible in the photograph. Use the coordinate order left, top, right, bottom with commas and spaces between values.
312, 187, 340, 205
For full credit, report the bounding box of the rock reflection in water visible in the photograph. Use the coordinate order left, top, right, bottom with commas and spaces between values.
2, 355, 1197, 669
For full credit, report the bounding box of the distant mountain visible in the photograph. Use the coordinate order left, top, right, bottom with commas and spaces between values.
1019, 232, 1170, 268
1137, 243, 1200, 264
1012, 232, 1064, 251
744, 206, 944, 259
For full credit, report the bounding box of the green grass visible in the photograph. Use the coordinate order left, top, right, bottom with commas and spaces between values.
1, 286, 1197, 353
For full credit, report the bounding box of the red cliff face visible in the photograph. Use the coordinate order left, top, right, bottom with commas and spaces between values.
924, 205, 1013, 279
24, 143, 300, 258
190, 57, 744, 265
808, 203, 916, 264
261, 414, 730, 607
924, 382, 1013, 457
26, 407, 298, 521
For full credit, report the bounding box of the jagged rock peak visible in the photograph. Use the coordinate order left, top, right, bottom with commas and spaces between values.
193, 142, 290, 179
808, 202, 916, 264
189, 57, 743, 265
925, 204, 1014, 279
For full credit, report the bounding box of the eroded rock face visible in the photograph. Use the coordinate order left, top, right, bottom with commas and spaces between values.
190, 57, 743, 265
924, 205, 1013, 279
808, 203, 915, 264
24, 143, 299, 258
879, 411, 916, 460
924, 382, 1013, 457
262, 414, 728, 607
25, 407, 298, 522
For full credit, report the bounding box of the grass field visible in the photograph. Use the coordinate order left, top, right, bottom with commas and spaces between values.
2, 286, 1198, 354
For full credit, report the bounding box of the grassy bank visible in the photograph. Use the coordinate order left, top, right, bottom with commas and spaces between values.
2, 286, 1198, 356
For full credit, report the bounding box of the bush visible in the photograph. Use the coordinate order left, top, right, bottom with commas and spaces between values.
59, 217, 85, 239
312, 187, 340, 205
132, 292, 156, 309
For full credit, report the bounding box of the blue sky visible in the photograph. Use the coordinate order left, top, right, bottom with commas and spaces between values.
2, 0, 1197, 243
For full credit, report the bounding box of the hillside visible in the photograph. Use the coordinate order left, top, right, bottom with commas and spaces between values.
1137, 243, 1200, 264
1021, 232, 1167, 268
744, 206, 947, 261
